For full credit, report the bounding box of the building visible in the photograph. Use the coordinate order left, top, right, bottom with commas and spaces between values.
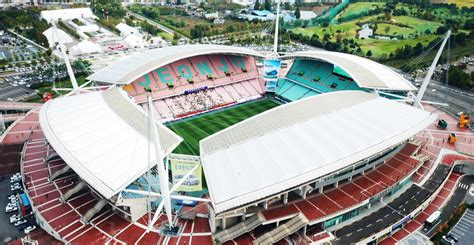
2, 44, 473, 244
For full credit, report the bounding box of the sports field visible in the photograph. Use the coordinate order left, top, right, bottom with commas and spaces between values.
166, 99, 280, 155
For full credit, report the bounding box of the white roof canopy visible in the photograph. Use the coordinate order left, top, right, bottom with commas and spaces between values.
40, 8, 96, 23
283, 51, 417, 91
43, 27, 74, 47
200, 91, 436, 213
87, 44, 264, 84
40, 88, 182, 199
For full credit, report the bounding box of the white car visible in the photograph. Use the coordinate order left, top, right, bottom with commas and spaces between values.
24, 225, 36, 234
10, 215, 20, 223
6, 205, 17, 213
14, 219, 27, 227
11, 185, 21, 191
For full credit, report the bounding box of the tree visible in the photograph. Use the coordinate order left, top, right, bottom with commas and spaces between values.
413, 42, 423, 56
366, 50, 373, 57
295, 6, 301, 19
284, 2, 291, 10
264, 0, 271, 11
384, 26, 391, 35
254, 0, 261, 10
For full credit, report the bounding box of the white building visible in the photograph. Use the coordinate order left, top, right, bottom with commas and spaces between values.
299, 10, 317, 20
358, 24, 373, 39
71, 40, 103, 55
40, 8, 97, 24
232, 0, 254, 6
115, 23, 141, 37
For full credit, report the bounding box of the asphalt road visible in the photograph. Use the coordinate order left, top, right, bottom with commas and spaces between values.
126, 10, 177, 37
332, 164, 450, 244
423, 80, 474, 117
422, 175, 474, 238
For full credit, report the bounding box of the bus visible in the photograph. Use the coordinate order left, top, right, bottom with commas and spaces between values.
423, 211, 441, 231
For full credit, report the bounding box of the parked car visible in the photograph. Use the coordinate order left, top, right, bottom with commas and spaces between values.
24, 225, 36, 234
6, 205, 17, 213
14, 219, 27, 227
11, 185, 21, 191
10, 215, 21, 223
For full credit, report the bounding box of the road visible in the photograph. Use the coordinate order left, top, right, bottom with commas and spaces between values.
423, 80, 474, 117
422, 175, 474, 238
126, 10, 181, 38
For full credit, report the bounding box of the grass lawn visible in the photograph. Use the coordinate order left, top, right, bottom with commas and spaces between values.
166, 99, 280, 155
336, 2, 385, 20
375, 23, 414, 37
159, 32, 173, 41
292, 13, 443, 58
448, 0, 474, 7
390, 16, 442, 34
358, 34, 439, 58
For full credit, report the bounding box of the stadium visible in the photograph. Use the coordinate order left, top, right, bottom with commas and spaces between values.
1, 44, 474, 245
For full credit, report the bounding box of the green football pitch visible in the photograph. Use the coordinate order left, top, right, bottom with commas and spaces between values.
166, 99, 280, 155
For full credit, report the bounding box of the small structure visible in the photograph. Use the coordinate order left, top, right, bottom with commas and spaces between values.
239, 10, 275, 21
358, 24, 373, 39
124, 33, 145, 48
213, 18, 225, 24
299, 11, 317, 20
204, 12, 219, 20
71, 40, 103, 55
116, 23, 141, 37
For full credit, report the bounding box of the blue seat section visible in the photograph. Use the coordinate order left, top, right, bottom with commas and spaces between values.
302, 90, 320, 98
285, 59, 362, 93
280, 83, 311, 101
276, 78, 295, 94
276, 78, 321, 101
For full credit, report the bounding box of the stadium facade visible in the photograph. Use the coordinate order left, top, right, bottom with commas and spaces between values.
3, 44, 473, 244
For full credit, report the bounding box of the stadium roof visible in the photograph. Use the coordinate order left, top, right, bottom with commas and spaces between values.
200, 91, 436, 213
39, 88, 182, 199
87, 45, 264, 84
283, 51, 417, 91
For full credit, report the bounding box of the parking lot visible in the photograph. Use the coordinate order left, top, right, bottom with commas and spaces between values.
0, 173, 37, 243
447, 208, 474, 245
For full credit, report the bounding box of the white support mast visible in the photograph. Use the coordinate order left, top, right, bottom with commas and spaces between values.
52, 21, 80, 95
272, 0, 281, 57
146, 92, 173, 230
413, 30, 451, 108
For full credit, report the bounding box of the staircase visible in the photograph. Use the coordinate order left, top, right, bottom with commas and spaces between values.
413, 154, 431, 164
214, 213, 265, 243
50, 165, 71, 181
60, 181, 85, 202
81, 199, 107, 224
253, 213, 308, 245
45, 152, 59, 163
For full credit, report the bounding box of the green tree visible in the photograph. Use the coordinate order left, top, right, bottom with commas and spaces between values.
264, 0, 271, 11
295, 6, 301, 19
366, 50, 373, 57
254, 0, 261, 10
